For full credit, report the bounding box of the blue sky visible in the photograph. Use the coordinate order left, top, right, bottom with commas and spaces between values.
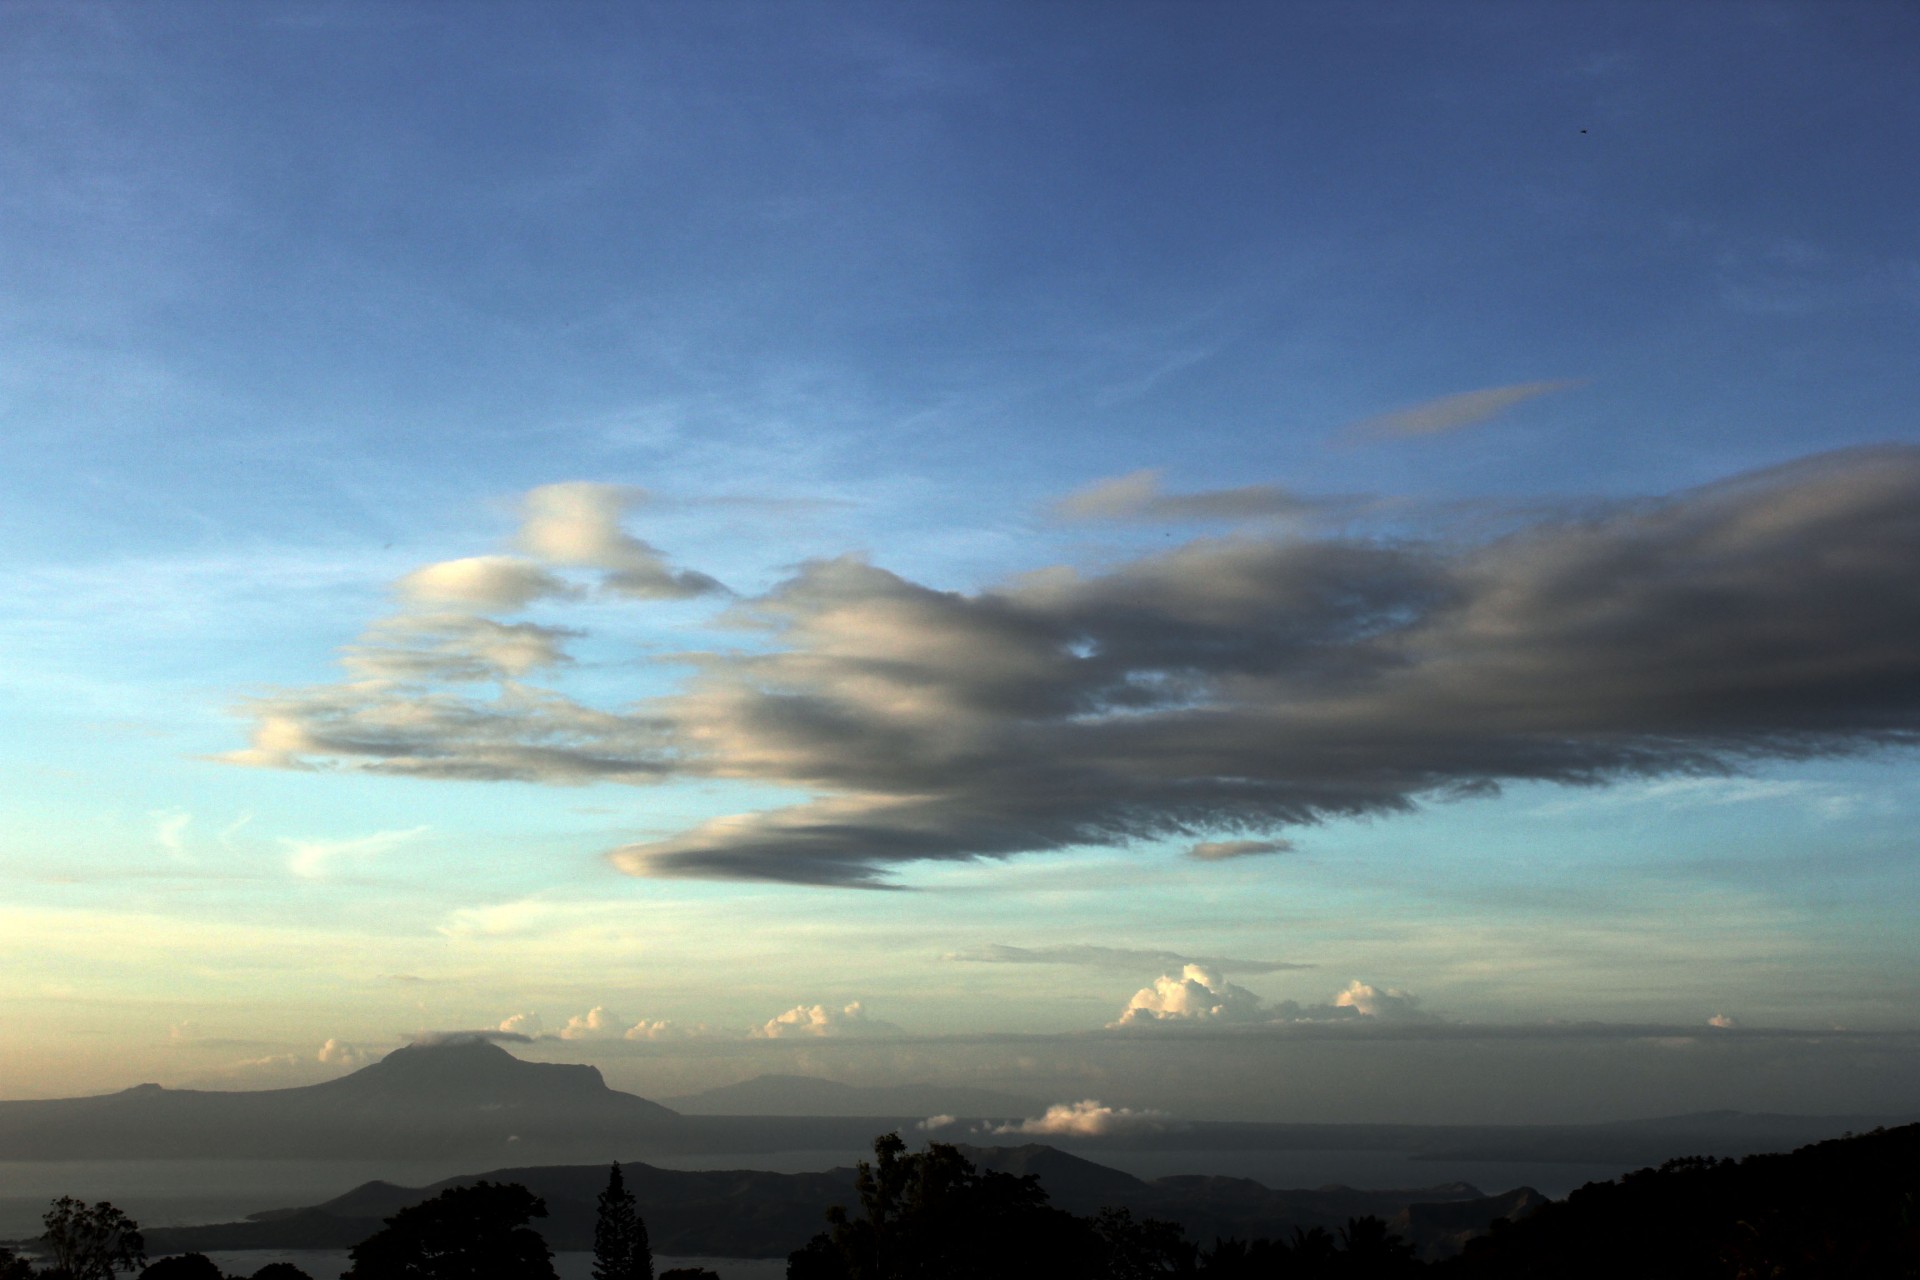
3, 1, 1918, 1121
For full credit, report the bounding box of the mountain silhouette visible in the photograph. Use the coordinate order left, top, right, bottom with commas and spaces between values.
0, 1037, 678, 1160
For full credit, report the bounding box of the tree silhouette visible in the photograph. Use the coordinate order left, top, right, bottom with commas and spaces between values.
788, 1132, 1179, 1280
593, 1164, 653, 1280
0, 1247, 36, 1280
138, 1256, 224, 1280
344, 1181, 556, 1280
40, 1198, 146, 1280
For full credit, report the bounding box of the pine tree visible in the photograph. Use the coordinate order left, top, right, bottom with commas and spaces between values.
592, 1163, 653, 1280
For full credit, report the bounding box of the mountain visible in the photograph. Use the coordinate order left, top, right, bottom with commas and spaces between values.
138, 1143, 1523, 1261
0, 1038, 679, 1160
662, 1073, 1040, 1118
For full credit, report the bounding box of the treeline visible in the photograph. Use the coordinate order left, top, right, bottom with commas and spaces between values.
9, 1123, 1916, 1280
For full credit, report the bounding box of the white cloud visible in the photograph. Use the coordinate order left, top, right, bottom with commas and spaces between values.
1709, 1013, 1739, 1029
918, 1114, 958, 1132
283, 825, 430, 879
1112, 972, 1435, 1029
560, 1006, 623, 1040
497, 1012, 544, 1037
396, 555, 574, 611
624, 1018, 717, 1041
1110, 965, 1265, 1027
1331, 979, 1428, 1021
518, 482, 724, 599
317, 1038, 371, 1066
992, 1100, 1171, 1137
752, 1000, 901, 1039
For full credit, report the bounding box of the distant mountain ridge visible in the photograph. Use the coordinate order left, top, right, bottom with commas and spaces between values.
0, 1038, 678, 1160
662, 1073, 1041, 1117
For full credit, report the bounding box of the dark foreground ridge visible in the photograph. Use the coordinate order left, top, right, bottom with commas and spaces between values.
139, 1143, 1530, 1262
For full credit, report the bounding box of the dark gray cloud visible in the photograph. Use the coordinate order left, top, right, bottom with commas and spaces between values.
942, 944, 1311, 974
228, 446, 1920, 887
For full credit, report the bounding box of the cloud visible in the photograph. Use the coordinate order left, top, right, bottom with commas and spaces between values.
1341, 379, 1580, 442
1709, 1013, 1739, 1029
151, 810, 192, 860
1112, 973, 1434, 1030
942, 944, 1310, 974
317, 1038, 371, 1066
397, 556, 574, 611
410, 1029, 534, 1047
1187, 838, 1294, 861
992, 1100, 1172, 1137
1331, 979, 1429, 1021
752, 1000, 901, 1039
918, 1114, 958, 1132
227, 447, 1920, 887
1052, 470, 1343, 524
518, 482, 726, 599
283, 825, 429, 879
1110, 965, 1266, 1027
342, 615, 578, 683
559, 1007, 626, 1040
624, 1018, 717, 1041
497, 1012, 544, 1037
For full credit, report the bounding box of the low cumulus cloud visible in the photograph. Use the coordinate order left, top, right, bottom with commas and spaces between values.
943, 944, 1310, 974
1112, 973, 1434, 1030
560, 1007, 624, 1040
992, 1100, 1173, 1137
1341, 380, 1580, 442
224, 447, 1920, 887
1110, 965, 1266, 1026
317, 1038, 372, 1066
752, 1001, 901, 1039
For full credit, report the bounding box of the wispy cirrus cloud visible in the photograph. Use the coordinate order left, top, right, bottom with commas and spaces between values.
1338, 379, 1581, 442
224, 446, 1920, 887
944, 944, 1310, 975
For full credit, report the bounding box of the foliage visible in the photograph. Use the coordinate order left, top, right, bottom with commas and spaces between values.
1438, 1122, 1920, 1277
0, 1248, 37, 1280
344, 1181, 556, 1280
137, 1256, 224, 1280
592, 1163, 653, 1280
248, 1267, 314, 1280
787, 1133, 1184, 1280
40, 1198, 147, 1280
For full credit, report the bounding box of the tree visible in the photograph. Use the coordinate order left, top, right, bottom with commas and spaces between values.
787, 1132, 1114, 1280
138, 1256, 224, 1280
0, 1247, 37, 1280
249, 1267, 314, 1280
344, 1181, 556, 1280
41, 1198, 146, 1280
592, 1163, 653, 1280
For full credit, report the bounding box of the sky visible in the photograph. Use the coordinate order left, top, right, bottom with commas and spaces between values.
3, 0, 1918, 1125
